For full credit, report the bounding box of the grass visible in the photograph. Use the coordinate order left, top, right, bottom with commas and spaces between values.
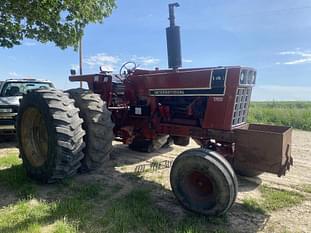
242, 185, 305, 214
0, 152, 21, 168
101, 188, 228, 233
52, 220, 78, 233
0, 181, 104, 233
0, 151, 228, 233
242, 198, 266, 214
248, 101, 311, 131
300, 184, 311, 193
0, 186, 229, 233
0, 198, 81, 233
0, 152, 37, 198
260, 185, 305, 211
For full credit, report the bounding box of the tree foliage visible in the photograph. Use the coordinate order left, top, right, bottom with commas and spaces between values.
0, 0, 116, 49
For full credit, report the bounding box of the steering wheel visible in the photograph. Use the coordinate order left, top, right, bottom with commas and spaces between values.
119, 61, 137, 76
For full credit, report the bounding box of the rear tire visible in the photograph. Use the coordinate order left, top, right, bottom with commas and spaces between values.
67, 89, 114, 171
17, 89, 85, 183
170, 148, 238, 216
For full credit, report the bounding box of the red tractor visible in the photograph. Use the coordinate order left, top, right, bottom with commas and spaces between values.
16, 3, 292, 216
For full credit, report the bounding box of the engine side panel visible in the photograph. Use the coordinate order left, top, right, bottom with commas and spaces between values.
125, 67, 242, 131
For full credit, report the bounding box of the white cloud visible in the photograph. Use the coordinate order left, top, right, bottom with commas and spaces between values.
81, 53, 160, 72
8, 72, 19, 77
84, 53, 120, 71
71, 64, 79, 71
284, 58, 311, 65
183, 59, 193, 63
130, 55, 160, 67
7, 72, 38, 79
277, 49, 311, 65
252, 85, 311, 101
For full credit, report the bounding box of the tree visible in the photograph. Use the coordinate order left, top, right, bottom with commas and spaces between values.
0, 0, 116, 49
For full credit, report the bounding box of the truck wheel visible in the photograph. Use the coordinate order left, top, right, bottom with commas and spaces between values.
170, 148, 238, 216
67, 89, 114, 171
129, 135, 171, 153
16, 89, 85, 183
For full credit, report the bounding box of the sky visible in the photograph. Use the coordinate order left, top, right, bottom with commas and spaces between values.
0, 0, 311, 101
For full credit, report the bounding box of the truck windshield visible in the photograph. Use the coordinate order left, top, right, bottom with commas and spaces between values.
0, 82, 53, 97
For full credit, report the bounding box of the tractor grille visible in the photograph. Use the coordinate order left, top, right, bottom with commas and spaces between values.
232, 87, 252, 126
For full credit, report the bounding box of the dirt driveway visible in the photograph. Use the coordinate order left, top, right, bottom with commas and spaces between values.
0, 130, 310, 233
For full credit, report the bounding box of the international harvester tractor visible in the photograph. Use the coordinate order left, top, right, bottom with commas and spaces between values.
16, 3, 293, 216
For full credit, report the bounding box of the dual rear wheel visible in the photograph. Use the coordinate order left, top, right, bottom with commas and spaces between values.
17, 88, 114, 183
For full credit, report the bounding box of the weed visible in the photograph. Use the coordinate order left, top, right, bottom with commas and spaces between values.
300, 184, 311, 194
0, 152, 21, 168
52, 219, 77, 233
242, 198, 266, 214
0, 199, 51, 233
260, 185, 305, 211
242, 185, 305, 213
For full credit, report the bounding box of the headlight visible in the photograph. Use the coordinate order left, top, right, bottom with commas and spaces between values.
0, 108, 12, 113
240, 70, 247, 84
248, 71, 256, 84
251, 72, 256, 84
240, 69, 256, 85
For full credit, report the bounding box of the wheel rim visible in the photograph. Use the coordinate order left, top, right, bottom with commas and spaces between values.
20, 107, 48, 167
179, 169, 217, 210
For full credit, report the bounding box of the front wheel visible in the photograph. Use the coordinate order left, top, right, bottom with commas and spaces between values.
170, 148, 238, 216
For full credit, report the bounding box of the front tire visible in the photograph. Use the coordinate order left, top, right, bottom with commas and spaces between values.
170, 148, 238, 216
17, 89, 85, 183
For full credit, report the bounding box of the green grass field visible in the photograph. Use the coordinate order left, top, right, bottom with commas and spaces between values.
248, 101, 311, 131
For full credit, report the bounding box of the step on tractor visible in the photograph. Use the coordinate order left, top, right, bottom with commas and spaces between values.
16, 3, 293, 216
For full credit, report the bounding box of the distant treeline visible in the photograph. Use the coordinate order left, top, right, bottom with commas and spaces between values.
248, 101, 311, 131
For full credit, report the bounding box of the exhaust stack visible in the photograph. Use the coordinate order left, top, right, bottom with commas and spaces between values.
166, 3, 182, 70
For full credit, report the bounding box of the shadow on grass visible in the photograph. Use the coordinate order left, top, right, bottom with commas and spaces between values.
0, 164, 36, 201
0, 144, 270, 233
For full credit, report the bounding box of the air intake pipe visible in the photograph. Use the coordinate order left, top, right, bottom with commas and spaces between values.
166, 3, 182, 70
